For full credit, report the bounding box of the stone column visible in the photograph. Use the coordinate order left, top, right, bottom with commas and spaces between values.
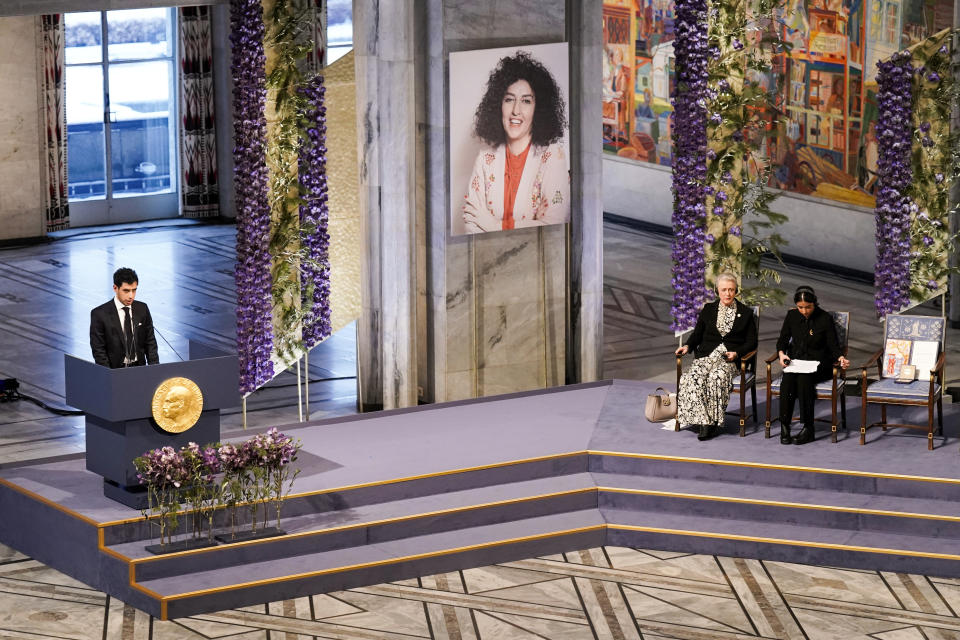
359, 0, 603, 408
354, 0, 418, 410
566, 0, 604, 383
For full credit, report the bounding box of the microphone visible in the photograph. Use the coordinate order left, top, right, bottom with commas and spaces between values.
154, 326, 186, 362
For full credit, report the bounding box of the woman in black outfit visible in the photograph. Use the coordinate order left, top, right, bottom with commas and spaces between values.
776, 286, 849, 445
675, 273, 758, 441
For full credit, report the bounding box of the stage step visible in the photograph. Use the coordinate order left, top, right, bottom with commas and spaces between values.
605, 507, 960, 579
594, 472, 960, 537
591, 452, 960, 499
137, 509, 607, 619
108, 472, 597, 559
9, 379, 960, 620
102, 454, 589, 547
118, 464, 960, 599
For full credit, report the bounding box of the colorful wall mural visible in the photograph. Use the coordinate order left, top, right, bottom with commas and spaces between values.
603, 0, 953, 207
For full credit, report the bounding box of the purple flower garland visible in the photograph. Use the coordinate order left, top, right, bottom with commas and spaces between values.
873, 51, 914, 317
230, 0, 273, 394
670, 0, 710, 332
297, 75, 332, 348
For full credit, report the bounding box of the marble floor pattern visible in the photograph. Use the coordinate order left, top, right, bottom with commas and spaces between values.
4, 542, 960, 639
2, 218, 960, 638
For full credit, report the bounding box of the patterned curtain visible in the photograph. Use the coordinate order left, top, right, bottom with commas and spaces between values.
178, 6, 219, 218
306, 0, 326, 73
41, 15, 69, 232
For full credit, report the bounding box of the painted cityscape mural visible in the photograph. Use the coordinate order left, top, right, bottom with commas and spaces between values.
602, 0, 953, 207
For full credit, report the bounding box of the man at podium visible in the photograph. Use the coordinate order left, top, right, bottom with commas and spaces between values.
89, 267, 159, 368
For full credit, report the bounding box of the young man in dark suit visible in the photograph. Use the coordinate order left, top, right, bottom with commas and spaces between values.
90, 267, 159, 368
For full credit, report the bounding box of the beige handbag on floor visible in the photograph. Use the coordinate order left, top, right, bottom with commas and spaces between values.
644, 387, 676, 423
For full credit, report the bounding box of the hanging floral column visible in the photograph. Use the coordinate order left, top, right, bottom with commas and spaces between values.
298, 75, 332, 348
670, 0, 710, 332
231, 0, 274, 394
873, 51, 914, 317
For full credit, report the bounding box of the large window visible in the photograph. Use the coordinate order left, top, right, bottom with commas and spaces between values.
65, 9, 178, 224
327, 0, 352, 63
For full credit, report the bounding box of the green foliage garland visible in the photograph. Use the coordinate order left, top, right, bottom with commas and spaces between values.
703, 0, 788, 308
905, 29, 959, 304
264, 0, 325, 365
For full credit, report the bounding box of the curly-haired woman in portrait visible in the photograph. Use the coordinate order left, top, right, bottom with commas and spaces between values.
462, 51, 570, 234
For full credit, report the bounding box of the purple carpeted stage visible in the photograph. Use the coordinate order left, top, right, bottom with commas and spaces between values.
1, 379, 959, 619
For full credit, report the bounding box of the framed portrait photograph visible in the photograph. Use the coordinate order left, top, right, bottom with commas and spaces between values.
449, 43, 570, 236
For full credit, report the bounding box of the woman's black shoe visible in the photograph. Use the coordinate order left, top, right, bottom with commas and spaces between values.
780, 426, 793, 445
697, 424, 712, 441
793, 427, 814, 445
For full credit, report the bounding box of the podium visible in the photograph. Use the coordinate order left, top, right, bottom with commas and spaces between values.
64, 347, 239, 508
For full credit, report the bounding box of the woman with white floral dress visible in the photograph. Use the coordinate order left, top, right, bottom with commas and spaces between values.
675, 273, 758, 440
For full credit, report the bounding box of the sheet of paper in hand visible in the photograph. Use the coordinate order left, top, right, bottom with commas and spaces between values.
783, 359, 820, 374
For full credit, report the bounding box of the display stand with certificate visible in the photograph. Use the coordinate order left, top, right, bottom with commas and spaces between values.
895, 364, 917, 383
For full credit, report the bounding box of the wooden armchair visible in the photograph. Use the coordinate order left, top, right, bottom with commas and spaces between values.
764, 311, 849, 443
858, 314, 945, 450
675, 307, 759, 436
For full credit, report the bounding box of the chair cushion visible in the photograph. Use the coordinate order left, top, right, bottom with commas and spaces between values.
866, 377, 941, 401
733, 372, 755, 387
770, 376, 845, 393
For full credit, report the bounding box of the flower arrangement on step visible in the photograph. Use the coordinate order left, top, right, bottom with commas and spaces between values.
133, 446, 189, 548
248, 427, 302, 533
180, 442, 222, 545
133, 428, 303, 553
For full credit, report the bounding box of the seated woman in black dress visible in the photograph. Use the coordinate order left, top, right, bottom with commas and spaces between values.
776, 286, 850, 445
675, 273, 758, 441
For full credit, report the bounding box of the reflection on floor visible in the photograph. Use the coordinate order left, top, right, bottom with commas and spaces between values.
1, 218, 958, 636
3, 542, 960, 639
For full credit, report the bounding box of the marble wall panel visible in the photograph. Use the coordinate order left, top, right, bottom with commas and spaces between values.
0, 15, 44, 241
436, 0, 570, 401
443, 0, 564, 43
360, 0, 601, 407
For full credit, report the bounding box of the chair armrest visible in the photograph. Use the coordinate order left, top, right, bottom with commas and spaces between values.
764, 353, 779, 364
832, 364, 847, 382
676, 353, 685, 392
931, 352, 945, 383
739, 349, 758, 374
933, 352, 945, 374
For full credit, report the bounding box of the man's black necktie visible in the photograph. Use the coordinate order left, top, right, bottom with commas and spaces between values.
123, 306, 134, 364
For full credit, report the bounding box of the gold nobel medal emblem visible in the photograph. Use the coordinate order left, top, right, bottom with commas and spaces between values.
152, 377, 203, 433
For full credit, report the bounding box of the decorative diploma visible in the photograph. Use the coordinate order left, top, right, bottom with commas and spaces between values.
910, 340, 938, 376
